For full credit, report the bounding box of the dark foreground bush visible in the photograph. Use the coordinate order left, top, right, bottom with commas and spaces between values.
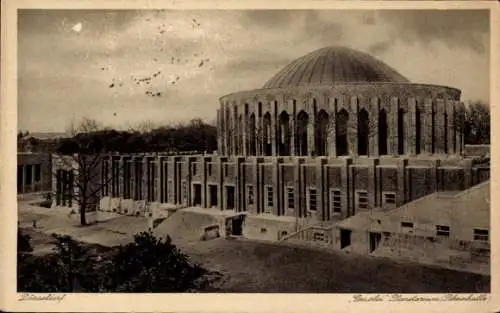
17, 229, 222, 292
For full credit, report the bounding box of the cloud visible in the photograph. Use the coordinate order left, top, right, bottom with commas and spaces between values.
17, 9, 490, 132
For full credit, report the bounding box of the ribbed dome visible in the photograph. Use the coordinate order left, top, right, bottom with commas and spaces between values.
263, 46, 410, 89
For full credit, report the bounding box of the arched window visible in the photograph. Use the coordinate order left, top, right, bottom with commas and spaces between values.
316, 110, 329, 156
398, 108, 405, 155
415, 107, 422, 154
296, 110, 309, 156
278, 111, 290, 155
378, 109, 388, 155
336, 109, 349, 156
249, 113, 256, 155
237, 114, 243, 155
358, 109, 370, 156
263, 112, 272, 156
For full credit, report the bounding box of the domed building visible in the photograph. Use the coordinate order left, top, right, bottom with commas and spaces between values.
53, 46, 490, 252
217, 46, 465, 157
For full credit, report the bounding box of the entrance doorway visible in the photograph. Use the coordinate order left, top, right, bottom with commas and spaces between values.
209, 185, 218, 208
340, 229, 351, 249
369, 232, 382, 253
232, 215, 245, 236
225, 186, 235, 210
193, 184, 202, 206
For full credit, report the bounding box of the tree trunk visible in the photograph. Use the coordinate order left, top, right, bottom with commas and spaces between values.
80, 204, 87, 226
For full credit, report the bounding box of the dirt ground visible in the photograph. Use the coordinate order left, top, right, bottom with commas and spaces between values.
18, 200, 490, 293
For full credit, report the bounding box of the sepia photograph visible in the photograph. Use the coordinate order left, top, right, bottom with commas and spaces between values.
3, 2, 497, 311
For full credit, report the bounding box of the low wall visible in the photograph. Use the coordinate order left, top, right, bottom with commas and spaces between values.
243, 215, 296, 241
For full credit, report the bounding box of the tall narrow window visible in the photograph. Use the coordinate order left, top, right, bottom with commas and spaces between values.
287, 187, 295, 210
249, 113, 256, 155
378, 109, 388, 155
247, 185, 254, 205
279, 111, 290, 155
357, 191, 368, 210
316, 110, 329, 156
266, 186, 273, 208
308, 188, 317, 211
296, 111, 309, 156
331, 189, 341, 213
336, 109, 349, 156
358, 109, 370, 156
416, 107, 422, 154
398, 108, 405, 155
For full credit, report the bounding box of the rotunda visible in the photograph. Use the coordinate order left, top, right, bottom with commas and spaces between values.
217, 46, 466, 157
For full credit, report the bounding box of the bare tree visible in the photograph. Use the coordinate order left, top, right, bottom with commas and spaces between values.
55, 118, 133, 226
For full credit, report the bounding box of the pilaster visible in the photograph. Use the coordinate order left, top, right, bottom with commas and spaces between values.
290, 100, 296, 156
407, 98, 417, 155
316, 157, 327, 221
308, 99, 316, 156
341, 157, 352, 218
423, 98, 433, 154
435, 99, 446, 154
446, 100, 456, 154
328, 98, 337, 157
370, 97, 380, 156
396, 158, 408, 206
348, 97, 359, 156
368, 158, 378, 209
389, 97, 399, 156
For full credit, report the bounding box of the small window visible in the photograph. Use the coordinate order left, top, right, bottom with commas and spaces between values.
313, 232, 325, 241
247, 185, 254, 205
224, 164, 229, 177
260, 228, 267, 234
266, 186, 273, 207
192, 163, 198, 176
473, 228, 489, 241
357, 191, 368, 210
436, 225, 450, 237
401, 222, 414, 228
287, 187, 294, 210
331, 189, 341, 213
207, 163, 213, 176
384, 192, 396, 205
308, 188, 317, 211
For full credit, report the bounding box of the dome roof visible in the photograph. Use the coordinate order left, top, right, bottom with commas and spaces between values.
262, 46, 410, 89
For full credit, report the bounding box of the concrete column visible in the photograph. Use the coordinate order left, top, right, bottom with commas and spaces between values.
423, 98, 433, 154
256, 103, 262, 156
117, 156, 123, 198
142, 157, 148, 201
435, 99, 446, 154
368, 158, 378, 209
272, 158, 281, 216
407, 98, 417, 155
463, 158, 473, 189
201, 157, 207, 207
271, 102, 277, 156
316, 157, 327, 221
430, 159, 440, 192
293, 158, 304, 219
328, 98, 337, 157
308, 99, 316, 156
290, 100, 296, 156
251, 158, 259, 214
242, 109, 248, 156
341, 158, 352, 218
396, 158, 408, 206
216, 109, 222, 155
217, 157, 225, 211
446, 100, 456, 154
22, 164, 27, 193
235, 157, 244, 212
389, 97, 399, 156
348, 97, 359, 156
370, 98, 380, 156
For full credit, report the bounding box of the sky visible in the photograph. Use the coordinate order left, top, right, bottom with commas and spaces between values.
18, 9, 490, 132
